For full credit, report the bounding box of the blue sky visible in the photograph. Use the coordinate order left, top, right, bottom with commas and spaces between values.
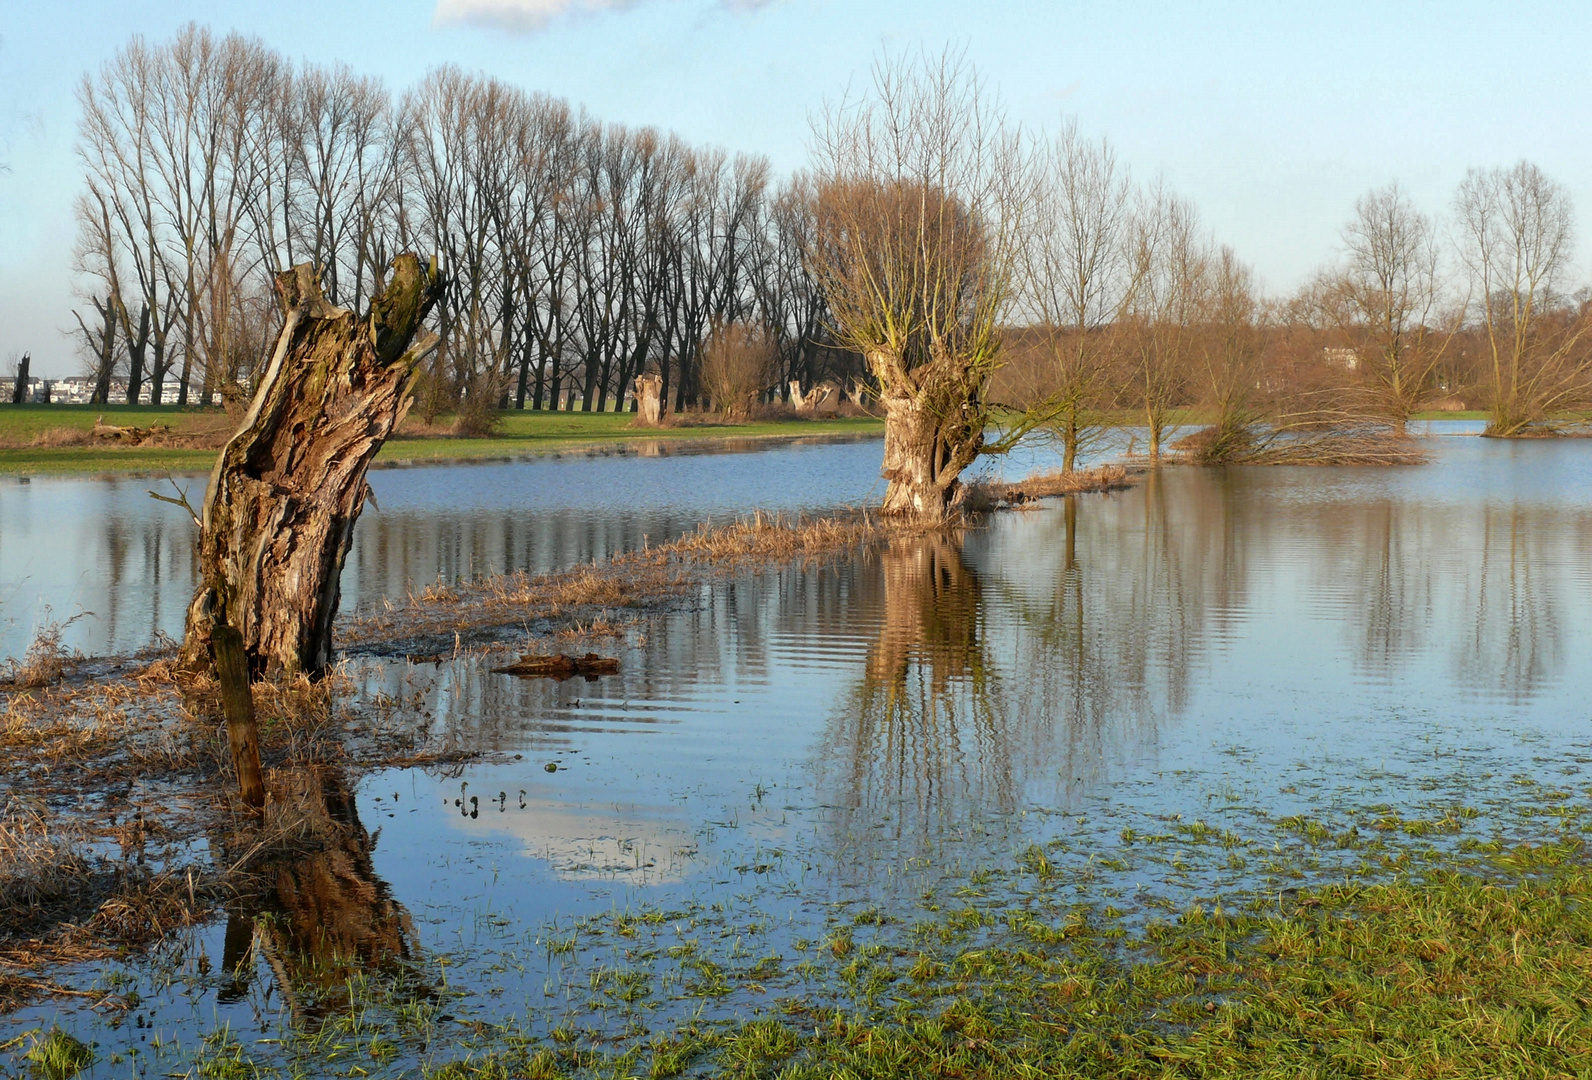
3, 0, 1591, 376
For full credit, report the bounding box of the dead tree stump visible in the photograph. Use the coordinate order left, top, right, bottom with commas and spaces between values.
633, 372, 663, 426
181, 255, 444, 677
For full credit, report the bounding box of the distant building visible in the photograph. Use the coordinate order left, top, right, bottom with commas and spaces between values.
53, 377, 97, 404
5, 375, 218, 406
1323, 347, 1361, 371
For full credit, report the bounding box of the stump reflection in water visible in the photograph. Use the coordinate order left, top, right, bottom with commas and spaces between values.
219, 767, 418, 1022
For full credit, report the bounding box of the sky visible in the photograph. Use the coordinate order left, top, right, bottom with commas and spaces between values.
3, 0, 1592, 377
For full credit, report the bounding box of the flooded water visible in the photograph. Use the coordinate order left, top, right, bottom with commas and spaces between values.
0, 436, 892, 661
8, 428, 1592, 1073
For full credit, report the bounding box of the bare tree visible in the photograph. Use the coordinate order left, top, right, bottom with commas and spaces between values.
1020, 120, 1138, 471
808, 49, 1030, 520
1185, 246, 1263, 462
1122, 183, 1207, 458
1320, 182, 1452, 430
72, 188, 126, 404
701, 320, 776, 418
77, 35, 183, 404
1454, 161, 1590, 435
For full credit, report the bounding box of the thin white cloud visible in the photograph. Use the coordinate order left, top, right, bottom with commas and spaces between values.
434, 0, 781, 34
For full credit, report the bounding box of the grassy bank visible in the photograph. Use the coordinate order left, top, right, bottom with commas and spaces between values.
0, 405, 883, 476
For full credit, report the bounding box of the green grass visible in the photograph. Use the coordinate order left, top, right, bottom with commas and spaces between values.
156, 850, 1592, 1080
121, 765, 1592, 1080
0, 404, 883, 476
376, 412, 883, 467
11, 1027, 95, 1079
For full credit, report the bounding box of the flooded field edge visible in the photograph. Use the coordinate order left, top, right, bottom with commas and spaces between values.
4, 434, 1592, 1078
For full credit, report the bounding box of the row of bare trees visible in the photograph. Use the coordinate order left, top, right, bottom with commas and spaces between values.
64, 34, 1592, 521
1006, 150, 1592, 461
71, 25, 855, 415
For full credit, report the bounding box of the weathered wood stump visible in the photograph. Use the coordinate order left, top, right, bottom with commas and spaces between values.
633, 372, 663, 426
180, 255, 444, 677
790, 380, 835, 415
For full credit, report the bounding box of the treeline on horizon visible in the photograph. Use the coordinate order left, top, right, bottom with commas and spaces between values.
57, 25, 1592, 451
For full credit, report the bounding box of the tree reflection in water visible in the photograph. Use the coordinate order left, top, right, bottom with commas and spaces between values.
820, 534, 1013, 851
218, 767, 419, 1023
811, 460, 1589, 865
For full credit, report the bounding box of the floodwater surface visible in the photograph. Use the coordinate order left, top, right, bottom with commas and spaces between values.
0, 436, 892, 661
6, 429, 1592, 1074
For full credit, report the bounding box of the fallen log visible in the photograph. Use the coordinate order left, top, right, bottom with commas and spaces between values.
491, 652, 620, 679
92, 417, 173, 444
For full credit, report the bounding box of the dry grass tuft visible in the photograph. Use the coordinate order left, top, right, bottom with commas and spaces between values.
28, 427, 93, 448
6, 619, 75, 689
0, 801, 91, 933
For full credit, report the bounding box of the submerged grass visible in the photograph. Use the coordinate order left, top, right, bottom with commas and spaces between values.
128, 789, 1592, 1080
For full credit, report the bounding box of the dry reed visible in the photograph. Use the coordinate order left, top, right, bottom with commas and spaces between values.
964, 464, 1138, 511
1173, 423, 1428, 466
7, 622, 69, 689
0, 801, 91, 933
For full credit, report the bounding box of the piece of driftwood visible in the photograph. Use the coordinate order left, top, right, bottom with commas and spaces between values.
491, 652, 620, 679
180, 255, 444, 677
92, 417, 173, 444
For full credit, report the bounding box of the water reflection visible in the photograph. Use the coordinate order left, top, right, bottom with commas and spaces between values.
0, 438, 890, 660
1461, 507, 1567, 703
821, 536, 1014, 847
218, 767, 418, 1022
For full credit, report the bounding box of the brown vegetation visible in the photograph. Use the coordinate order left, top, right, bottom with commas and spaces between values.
963, 464, 1137, 512
6, 626, 68, 691
701, 322, 777, 419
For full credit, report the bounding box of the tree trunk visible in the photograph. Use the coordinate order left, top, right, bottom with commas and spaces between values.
181, 255, 443, 677
872, 341, 987, 523
211, 624, 265, 810
879, 393, 976, 521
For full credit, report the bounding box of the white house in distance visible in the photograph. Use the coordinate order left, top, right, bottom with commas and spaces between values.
10, 376, 214, 405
